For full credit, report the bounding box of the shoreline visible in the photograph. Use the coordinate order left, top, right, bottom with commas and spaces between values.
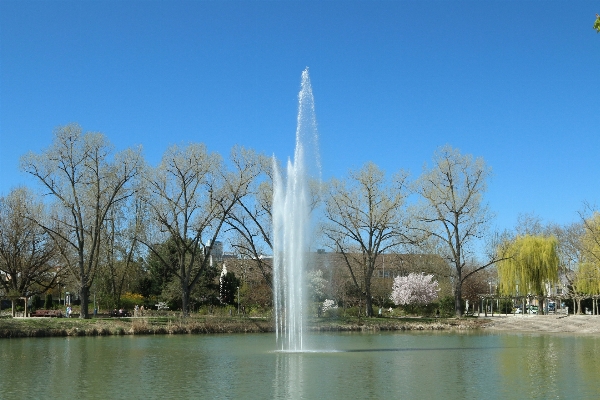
481, 314, 600, 334
2, 314, 600, 338
0, 315, 486, 338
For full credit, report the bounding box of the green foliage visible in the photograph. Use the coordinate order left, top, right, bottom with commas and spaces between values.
594, 14, 600, 33
574, 262, 600, 295
44, 293, 53, 309
119, 292, 145, 309
499, 298, 513, 314
576, 212, 600, 295
30, 295, 41, 312
145, 237, 180, 296
220, 271, 240, 305
497, 235, 559, 296
437, 296, 456, 317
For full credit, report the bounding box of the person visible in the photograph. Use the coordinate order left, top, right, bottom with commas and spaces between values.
134, 304, 139, 317
66, 305, 72, 318
140, 305, 144, 316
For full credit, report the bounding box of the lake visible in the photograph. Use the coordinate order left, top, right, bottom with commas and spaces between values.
1, 331, 599, 399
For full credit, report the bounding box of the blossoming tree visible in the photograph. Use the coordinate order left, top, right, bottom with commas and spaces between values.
390, 273, 439, 306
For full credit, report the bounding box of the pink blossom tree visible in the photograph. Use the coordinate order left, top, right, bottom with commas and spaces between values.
390, 273, 439, 306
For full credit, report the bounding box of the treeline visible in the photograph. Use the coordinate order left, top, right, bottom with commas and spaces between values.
2, 123, 600, 318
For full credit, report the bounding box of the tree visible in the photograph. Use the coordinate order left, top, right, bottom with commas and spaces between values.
95, 195, 146, 309
306, 269, 327, 302
390, 272, 439, 307
139, 144, 261, 316
20, 123, 143, 318
572, 211, 600, 313
0, 188, 59, 316
225, 155, 320, 289
323, 162, 411, 317
594, 14, 600, 33
219, 269, 240, 305
412, 145, 497, 317
497, 235, 559, 313
224, 152, 274, 286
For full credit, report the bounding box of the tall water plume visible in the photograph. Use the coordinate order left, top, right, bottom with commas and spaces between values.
273, 68, 320, 352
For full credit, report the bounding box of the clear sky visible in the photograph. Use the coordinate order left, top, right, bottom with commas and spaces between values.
1, 0, 599, 234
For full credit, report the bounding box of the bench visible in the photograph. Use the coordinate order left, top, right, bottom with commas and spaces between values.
31, 309, 63, 318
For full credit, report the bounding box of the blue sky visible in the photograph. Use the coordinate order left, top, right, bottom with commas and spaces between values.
1, 0, 599, 234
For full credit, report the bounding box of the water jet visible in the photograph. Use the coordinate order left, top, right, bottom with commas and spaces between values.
272, 68, 319, 352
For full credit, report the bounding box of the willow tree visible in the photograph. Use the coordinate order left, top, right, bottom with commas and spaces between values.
497, 235, 559, 314
573, 212, 600, 313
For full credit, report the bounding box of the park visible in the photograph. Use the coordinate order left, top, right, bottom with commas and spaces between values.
2, 2, 600, 399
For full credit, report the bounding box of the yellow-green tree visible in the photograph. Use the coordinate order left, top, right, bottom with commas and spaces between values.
497, 235, 559, 312
574, 262, 600, 295
594, 14, 600, 33
573, 212, 600, 313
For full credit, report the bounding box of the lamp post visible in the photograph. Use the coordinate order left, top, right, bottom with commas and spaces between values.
237, 286, 240, 315
488, 281, 493, 316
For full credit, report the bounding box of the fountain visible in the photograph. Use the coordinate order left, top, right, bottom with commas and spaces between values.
272, 68, 320, 352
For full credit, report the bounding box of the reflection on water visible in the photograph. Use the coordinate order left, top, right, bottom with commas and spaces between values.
1, 332, 600, 399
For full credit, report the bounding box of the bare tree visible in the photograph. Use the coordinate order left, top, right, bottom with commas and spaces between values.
323, 162, 411, 317
225, 153, 274, 286
412, 145, 498, 317
20, 123, 143, 318
139, 144, 261, 316
0, 188, 59, 315
96, 194, 146, 309
226, 156, 321, 289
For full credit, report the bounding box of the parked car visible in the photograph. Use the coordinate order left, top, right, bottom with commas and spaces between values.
527, 306, 538, 314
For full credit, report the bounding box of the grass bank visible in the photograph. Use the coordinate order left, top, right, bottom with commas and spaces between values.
0, 315, 487, 339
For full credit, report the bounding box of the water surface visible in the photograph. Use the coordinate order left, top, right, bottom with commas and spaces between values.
1, 331, 599, 399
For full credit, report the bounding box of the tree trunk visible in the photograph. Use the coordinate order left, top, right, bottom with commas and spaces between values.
365, 292, 373, 317
454, 281, 463, 317
181, 277, 190, 317
79, 286, 89, 319
364, 276, 373, 317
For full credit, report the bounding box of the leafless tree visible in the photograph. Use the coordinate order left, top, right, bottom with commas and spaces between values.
139, 144, 261, 315
0, 188, 59, 315
20, 123, 143, 318
225, 153, 274, 286
412, 145, 499, 317
323, 162, 412, 317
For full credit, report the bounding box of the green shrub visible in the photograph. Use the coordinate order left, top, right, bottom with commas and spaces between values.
44, 293, 53, 309
437, 296, 456, 317
30, 295, 41, 312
